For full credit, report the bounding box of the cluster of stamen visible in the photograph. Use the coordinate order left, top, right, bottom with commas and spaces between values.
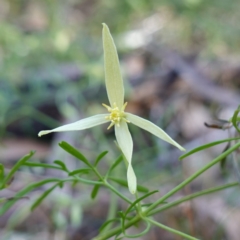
102, 102, 130, 129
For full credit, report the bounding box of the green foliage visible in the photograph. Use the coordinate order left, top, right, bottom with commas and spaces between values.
1, 108, 240, 239
31, 183, 60, 211
231, 105, 240, 133
94, 151, 108, 167
59, 141, 91, 167
179, 136, 240, 160
0, 151, 35, 189
91, 185, 101, 200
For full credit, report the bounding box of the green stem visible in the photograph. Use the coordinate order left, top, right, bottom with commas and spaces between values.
105, 181, 132, 204
135, 192, 142, 214
146, 218, 199, 240
93, 215, 141, 240
92, 166, 132, 204
148, 182, 239, 216
93, 142, 240, 240
144, 141, 240, 215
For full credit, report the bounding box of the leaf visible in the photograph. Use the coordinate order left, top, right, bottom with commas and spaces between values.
105, 155, 123, 178
0, 178, 60, 215
0, 164, 4, 182
24, 162, 62, 170
232, 105, 240, 133
59, 141, 91, 167
108, 177, 149, 193
94, 151, 108, 167
54, 160, 69, 172
0, 196, 29, 204
179, 137, 240, 160
68, 168, 91, 176
220, 142, 231, 170
91, 185, 100, 199
1, 151, 35, 189
31, 183, 60, 211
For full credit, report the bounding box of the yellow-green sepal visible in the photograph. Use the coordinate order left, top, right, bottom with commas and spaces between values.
126, 113, 185, 151
115, 122, 137, 194
102, 23, 124, 109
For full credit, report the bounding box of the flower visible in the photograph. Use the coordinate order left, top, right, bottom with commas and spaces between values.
38, 23, 185, 194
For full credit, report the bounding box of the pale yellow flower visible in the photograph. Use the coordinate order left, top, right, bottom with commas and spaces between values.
38, 24, 185, 194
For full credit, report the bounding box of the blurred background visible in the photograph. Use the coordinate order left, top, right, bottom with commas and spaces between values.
0, 0, 240, 239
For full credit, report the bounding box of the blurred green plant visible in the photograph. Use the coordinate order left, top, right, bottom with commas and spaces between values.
0, 126, 240, 239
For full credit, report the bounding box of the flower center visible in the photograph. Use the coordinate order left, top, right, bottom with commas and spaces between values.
102, 102, 129, 129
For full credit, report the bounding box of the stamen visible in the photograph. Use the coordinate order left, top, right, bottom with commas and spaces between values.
122, 102, 128, 111
102, 102, 129, 129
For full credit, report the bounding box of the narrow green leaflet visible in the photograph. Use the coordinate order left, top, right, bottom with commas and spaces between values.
31, 183, 60, 211
220, 142, 231, 170
94, 151, 108, 167
108, 177, 149, 193
0, 196, 29, 204
91, 185, 100, 199
54, 160, 69, 172
0, 164, 4, 183
1, 151, 35, 189
232, 105, 240, 133
24, 162, 62, 170
59, 141, 91, 167
0, 177, 103, 215
0, 178, 60, 215
68, 168, 92, 176
179, 137, 240, 160
105, 155, 123, 178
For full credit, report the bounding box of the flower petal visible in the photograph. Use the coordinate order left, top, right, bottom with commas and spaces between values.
126, 113, 185, 151
38, 114, 109, 137
115, 122, 137, 194
102, 23, 124, 109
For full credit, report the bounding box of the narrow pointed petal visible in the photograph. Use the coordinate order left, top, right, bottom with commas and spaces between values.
126, 113, 185, 151
38, 114, 109, 137
115, 122, 137, 194
102, 23, 124, 108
